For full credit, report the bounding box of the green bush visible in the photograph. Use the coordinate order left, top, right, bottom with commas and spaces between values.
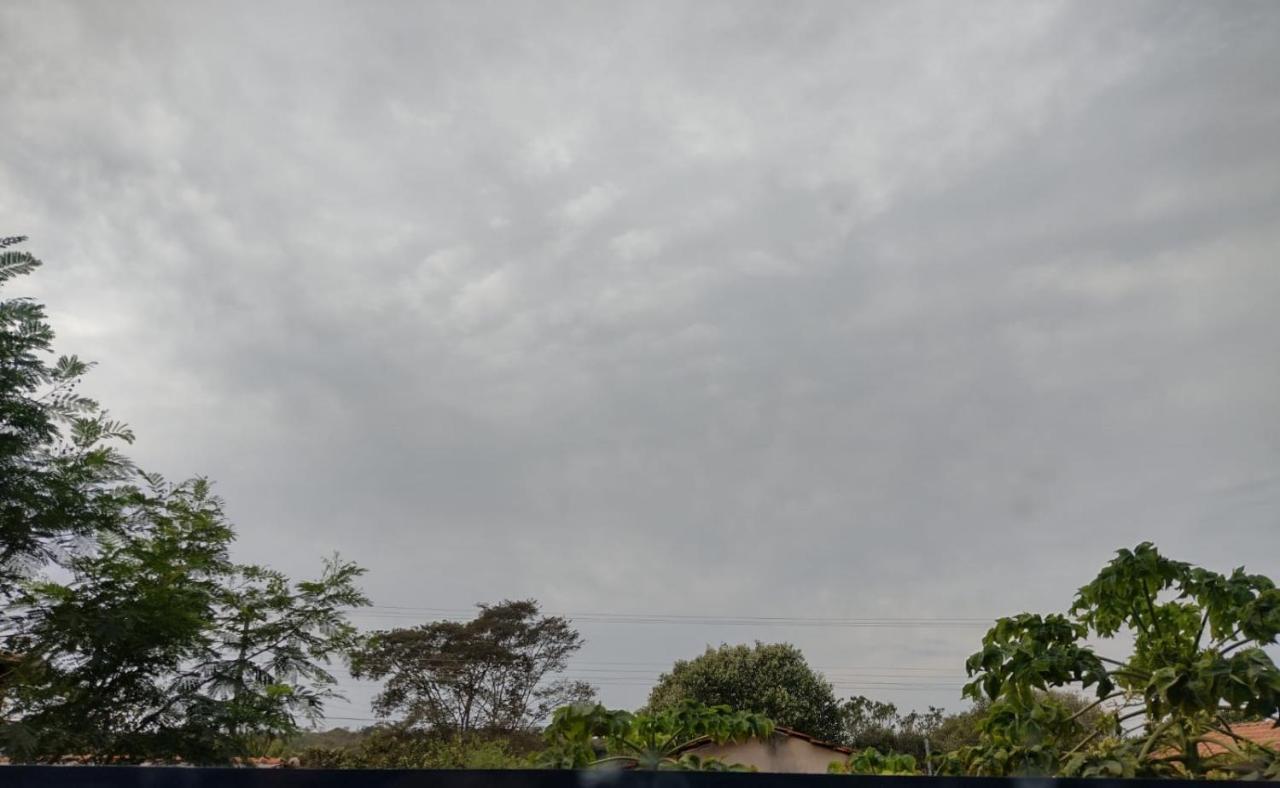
829, 747, 920, 775
296, 728, 532, 769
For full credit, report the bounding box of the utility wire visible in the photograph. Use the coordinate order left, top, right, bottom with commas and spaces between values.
356, 605, 992, 621
347, 606, 992, 628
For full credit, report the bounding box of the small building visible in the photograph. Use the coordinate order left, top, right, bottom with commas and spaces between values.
676, 726, 853, 774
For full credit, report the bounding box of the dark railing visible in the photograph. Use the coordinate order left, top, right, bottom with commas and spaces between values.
0, 769, 1261, 788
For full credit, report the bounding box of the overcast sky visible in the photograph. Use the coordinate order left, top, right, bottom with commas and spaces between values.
3, 0, 1279, 724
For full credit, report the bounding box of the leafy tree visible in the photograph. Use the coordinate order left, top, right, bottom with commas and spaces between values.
919, 691, 1104, 761
840, 695, 943, 761
349, 599, 594, 737
951, 542, 1280, 778
0, 236, 134, 598
839, 694, 1100, 768
647, 642, 844, 744
1, 477, 228, 760
541, 700, 774, 770
1, 475, 368, 763
0, 238, 371, 763
200, 555, 367, 747
929, 701, 987, 754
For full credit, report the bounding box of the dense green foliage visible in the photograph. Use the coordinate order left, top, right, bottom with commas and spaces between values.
838, 691, 1104, 767
829, 746, 920, 775
927, 700, 987, 753
840, 695, 944, 760
350, 600, 594, 737
647, 642, 844, 744
541, 700, 774, 770
0, 238, 369, 763
1, 476, 368, 763
0, 236, 133, 599
298, 727, 537, 769
948, 542, 1280, 778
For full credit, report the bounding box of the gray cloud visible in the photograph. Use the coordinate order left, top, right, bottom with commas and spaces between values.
3, 0, 1278, 719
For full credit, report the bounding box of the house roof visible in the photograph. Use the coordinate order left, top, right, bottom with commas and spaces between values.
675, 726, 853, 756
1197, 720, 1280, 757
773, 726, 854, 754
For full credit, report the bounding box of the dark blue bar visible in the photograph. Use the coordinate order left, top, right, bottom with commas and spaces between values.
0, 769, 1259, 788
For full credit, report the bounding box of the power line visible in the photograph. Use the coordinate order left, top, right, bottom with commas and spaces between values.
345, 606, 992, 629
357, 605, 994, 622
325, 675, 962, 690
319, 606, 980, 726
556, 668, 965, 679
313, 656, 963, 676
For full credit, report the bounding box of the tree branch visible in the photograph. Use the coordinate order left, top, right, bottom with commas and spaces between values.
1143, 587, 1162, 638
1096, 655, 1144, 674
1068, 692, 1124, 723
1117, 709, 1148, 725
1137, 717, 1176, 763
1219, 640, 1250, 656
591, 755, 640, 768
1066, 726, 1104, 756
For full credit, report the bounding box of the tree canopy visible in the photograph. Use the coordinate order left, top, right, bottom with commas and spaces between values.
0, 235, 134, 598
949, 542, 1280, 779
840, 695, 944, 761
349, 599, 594, 737
0, 238, 369, 763
646, 641, 844, 744
1, 475, 368, 762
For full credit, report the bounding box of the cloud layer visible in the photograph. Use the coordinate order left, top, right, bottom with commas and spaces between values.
3, 0, 1279, 717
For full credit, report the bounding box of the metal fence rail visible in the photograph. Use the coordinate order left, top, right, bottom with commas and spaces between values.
0, 769, 1260, 788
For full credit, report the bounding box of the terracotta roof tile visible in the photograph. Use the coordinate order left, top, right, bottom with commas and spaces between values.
1197, 720, 1280, 757
674, 726, 852, 756
772, 726, 854, 755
